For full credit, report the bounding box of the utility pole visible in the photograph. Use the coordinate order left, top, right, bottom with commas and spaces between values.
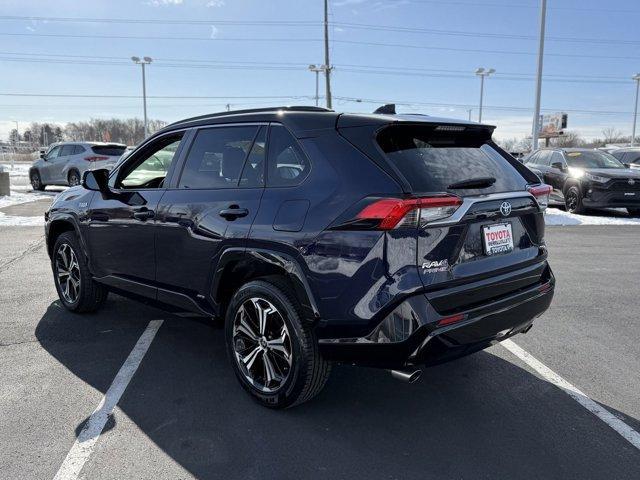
531, 0, 547, 150
632, 73, 640, 147
475, 68, 494, 123
131, 56, 153, 138
323, 0, 332, 109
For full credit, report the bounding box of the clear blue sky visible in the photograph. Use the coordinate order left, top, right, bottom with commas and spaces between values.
1, 0, 639, 141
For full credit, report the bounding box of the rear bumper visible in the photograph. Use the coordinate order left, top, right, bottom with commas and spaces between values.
318, 266, 555, 369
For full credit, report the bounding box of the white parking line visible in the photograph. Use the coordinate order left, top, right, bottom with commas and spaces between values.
501, 339, 640, 451
53, 320, 164, 480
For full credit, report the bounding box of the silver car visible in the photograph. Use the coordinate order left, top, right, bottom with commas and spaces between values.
29, 142, 127, 190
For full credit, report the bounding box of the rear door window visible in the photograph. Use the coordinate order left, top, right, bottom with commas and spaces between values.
376, 125, 526, 195
178, 126, 261, 189
60, 145, 75, 157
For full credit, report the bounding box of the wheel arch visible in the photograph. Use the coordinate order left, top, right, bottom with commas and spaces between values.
211, 248, 319, 323
46, 217, 84, 258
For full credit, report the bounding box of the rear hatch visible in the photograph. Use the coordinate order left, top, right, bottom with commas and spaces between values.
88, 144, 127, 167
341, 121, 549, 314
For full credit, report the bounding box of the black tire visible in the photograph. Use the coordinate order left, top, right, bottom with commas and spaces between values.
564, 185, 585, 214
30, 170, 45, 191
67, 169, 81, 187
627, 208, 640, 217
52, 231, 108, 313
225, 278, 331, 409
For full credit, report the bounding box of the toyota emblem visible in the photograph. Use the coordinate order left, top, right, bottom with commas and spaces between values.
500, 201, 512, 216
629, 178, 636, 186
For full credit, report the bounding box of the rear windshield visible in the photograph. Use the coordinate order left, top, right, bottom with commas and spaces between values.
92, 145, 127, 156
376, 125, 527, 195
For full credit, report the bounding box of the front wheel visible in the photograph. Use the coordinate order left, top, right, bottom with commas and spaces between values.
564, 186, 585, 214
52, 232, 108, 312
30, 171, 45, 191
225, 279, 331, 408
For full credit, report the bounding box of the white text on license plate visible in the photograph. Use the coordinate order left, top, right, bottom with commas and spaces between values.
483, 223, 514, 256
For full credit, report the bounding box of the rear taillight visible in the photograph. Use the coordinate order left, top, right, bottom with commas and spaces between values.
356, 195, 462, 230
527, 184, 552, 210
84, 155, 109, 162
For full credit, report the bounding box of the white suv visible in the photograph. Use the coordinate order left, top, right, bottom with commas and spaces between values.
29, 142, 126, 190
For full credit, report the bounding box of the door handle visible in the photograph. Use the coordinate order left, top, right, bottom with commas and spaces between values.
133, 208, 155, 221
219, 207, 249, 220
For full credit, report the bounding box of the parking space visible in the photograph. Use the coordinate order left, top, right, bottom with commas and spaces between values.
1, 225, 639, 479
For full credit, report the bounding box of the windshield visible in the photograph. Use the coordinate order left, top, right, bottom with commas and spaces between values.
565, 151, 625, 169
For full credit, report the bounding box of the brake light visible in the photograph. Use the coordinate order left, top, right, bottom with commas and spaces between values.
356, 195, 462, 230
437, 313, 465, 326
527, 184, 552, 210
84, 156, 109, 162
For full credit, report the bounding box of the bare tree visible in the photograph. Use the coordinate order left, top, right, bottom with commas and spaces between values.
601, 127, 624, 144
553, 131, 584, 148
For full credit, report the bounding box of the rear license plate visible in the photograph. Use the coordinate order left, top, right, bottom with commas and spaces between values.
482, 223, 514, 256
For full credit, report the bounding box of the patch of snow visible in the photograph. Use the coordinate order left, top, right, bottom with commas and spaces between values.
544, 208, 640, 226
0, 190, 51, 209
0, 212, 44, 226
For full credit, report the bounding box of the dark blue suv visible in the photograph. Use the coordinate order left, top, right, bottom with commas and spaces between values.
45, 106, 555, 408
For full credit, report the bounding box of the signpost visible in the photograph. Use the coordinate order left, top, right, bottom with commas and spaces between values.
538, 113, 568, 146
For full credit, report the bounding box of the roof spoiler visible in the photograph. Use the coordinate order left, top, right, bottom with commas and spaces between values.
373, 104, 396, 114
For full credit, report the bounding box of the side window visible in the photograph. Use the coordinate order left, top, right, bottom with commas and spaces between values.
178, 126, 260, 189
267, 125, 310, 187
60, 145, 75, 157
239, 126, 266, 188
116, 133, 184, 189
73, 145, 86, 155
551, 152, 565, 168
47, 146, 62, 159
525, 152, 539, 165
628, 153, 640, 164
537, 151, 551, 166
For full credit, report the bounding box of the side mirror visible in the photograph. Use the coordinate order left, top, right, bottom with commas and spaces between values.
551, 161, 565, 171
40, 153, 46, 159
82, 169, 109, 192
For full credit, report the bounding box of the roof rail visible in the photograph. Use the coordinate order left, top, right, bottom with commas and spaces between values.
166, 105, 333, 128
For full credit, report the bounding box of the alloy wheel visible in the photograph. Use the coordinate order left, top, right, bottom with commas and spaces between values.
566, 191, 578, 212
55, 243, 81, 304
68, 173, 80, 186
232, 297, 293, 393
31, 174, 40, 190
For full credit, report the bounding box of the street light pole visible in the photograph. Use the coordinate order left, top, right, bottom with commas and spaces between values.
475, 68, 495, 123
308, 64, 325, 107
632, 73, 640, 147
131, 56, 153, 138
532, 0, 547, 150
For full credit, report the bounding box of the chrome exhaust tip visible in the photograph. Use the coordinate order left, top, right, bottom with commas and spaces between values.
389, 368, 422, 384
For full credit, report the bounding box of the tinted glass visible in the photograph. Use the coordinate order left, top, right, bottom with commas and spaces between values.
179, 126, 259, 189
524, 152, 538, 165
611, 150, 625, 160
565, 150, 625, 169
47, 146, 62, 158
118, 134, 183, 189
376, 125, 526, 195
239, 126, 266, 188
92, 145, 126, 156
73, 145, 85, 155
627, 153, 640, 164
267, 125, 310, 187
550, 152, 565, 167
60, 145, 75, 157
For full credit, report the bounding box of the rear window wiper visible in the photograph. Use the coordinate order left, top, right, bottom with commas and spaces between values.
447, 177, 496, 189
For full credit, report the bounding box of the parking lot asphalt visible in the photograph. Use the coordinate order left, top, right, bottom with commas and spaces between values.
1, 225, 639, 479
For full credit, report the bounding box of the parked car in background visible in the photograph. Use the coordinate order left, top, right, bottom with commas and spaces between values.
45, 106, 554, 408
524, 148, 640, 215
610, 147, 640, 169
29, 141, 127, 191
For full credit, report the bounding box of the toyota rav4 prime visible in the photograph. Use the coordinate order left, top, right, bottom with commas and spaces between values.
45, 106, 555, 408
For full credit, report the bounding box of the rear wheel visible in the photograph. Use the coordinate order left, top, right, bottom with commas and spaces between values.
52, 232, 108, 312
30, 170, 45, 191
564, 186, 585, 214
225, 279, 331, 408
67, 169, 81, 187
627, 208, 640, 217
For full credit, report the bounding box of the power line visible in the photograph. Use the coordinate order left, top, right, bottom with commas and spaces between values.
2, 32, 638, 62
